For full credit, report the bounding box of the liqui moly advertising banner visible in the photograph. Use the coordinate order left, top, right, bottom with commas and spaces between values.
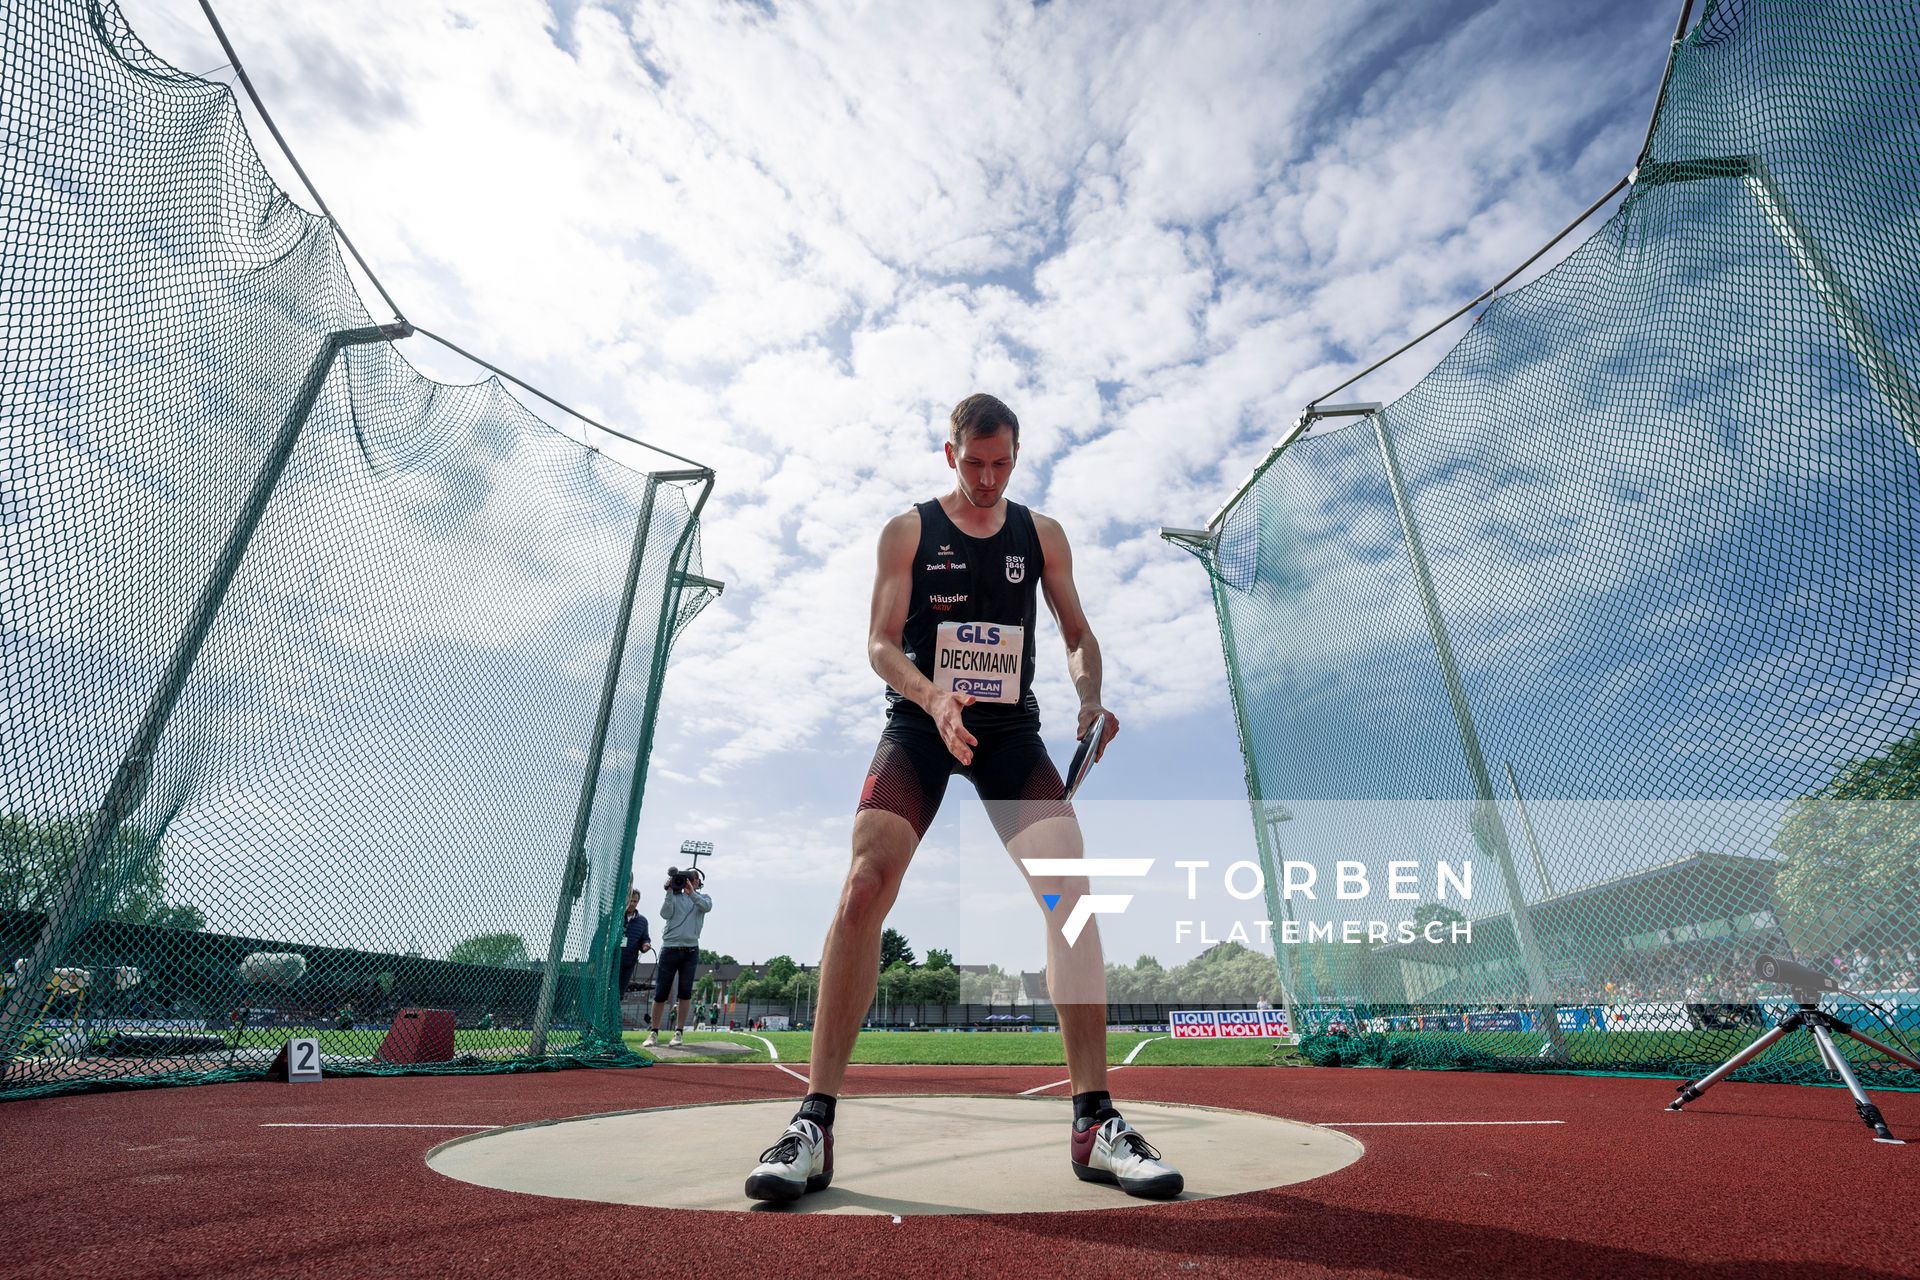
1170, 1009, 1291, 1038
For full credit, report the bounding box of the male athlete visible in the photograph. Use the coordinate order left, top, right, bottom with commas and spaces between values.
745, 394, 1182, 1202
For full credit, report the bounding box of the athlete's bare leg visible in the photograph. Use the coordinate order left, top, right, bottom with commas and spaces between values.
1005, 813, 1108, 1095
806, 808, 919, 1098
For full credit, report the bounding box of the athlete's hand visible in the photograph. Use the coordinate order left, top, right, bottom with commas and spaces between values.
1078, 703, 1119, 762
930, 691, 979, 765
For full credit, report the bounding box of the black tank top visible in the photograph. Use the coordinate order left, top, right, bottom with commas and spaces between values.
889, 498, 1045, 725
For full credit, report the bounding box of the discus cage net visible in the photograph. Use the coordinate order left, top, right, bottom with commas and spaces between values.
1, 0, 718, 1100
1174, 0, 1920, 1086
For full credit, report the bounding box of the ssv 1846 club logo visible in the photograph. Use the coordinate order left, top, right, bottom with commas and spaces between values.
1005, 555, 1025, 583
1018, 858, 1154, 944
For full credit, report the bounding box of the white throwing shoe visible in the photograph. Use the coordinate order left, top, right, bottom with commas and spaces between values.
745, 1118, 834, 1202
641, 1031, 658, 1049
668, 1031, 683, 1048
1070, 1115, 1184, 1198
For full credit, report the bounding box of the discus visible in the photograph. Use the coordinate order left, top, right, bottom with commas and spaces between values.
1061, 711, 1108, 803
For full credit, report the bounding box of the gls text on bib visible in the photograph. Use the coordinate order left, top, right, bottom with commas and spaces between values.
933, 621, 1024, 705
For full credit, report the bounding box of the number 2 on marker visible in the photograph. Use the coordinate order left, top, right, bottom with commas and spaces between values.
288, 1037, 321, 1082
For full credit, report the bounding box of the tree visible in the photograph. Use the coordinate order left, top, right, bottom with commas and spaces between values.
1412, 902, 1467, 934
731, 974, 778, 1000
1773, 730, 1920, 955
447, 932, 531, 967
1106, 954, 1171, 1003
924, 948, 954, 971
877, 959, 915, 1006
1, 814, 204, 930
880, 927, 915, 969
699, 948, 736, 965
764, 954, 799, 986
1165, 942, 1281, 1004
142, 902, 207, 931
957, 963, 1011, 1002
908, 965, 961, 1004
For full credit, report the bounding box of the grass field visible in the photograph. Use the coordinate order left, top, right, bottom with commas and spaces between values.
625, 1029, 1303, 1067
84, 1027, 586, 1057
121, 1022, 1903, 1081
70, 1024, 1300, 1068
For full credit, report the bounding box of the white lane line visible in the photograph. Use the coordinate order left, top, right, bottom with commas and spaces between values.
715, 1032, 809, 1085
1018, 1065, 1129, 1097
261, 1123, 497, 1129
1313, 1120, 1566, 1127
1018, 1076, 1073, 1096
641, 1028, 798, 1082
1017, 1032, 1163, 1091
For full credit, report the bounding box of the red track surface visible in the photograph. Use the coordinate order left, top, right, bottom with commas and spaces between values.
3, 1064, 1916, 1279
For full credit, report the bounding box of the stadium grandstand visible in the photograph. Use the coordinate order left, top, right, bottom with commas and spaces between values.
1372, 853, 1786, 1009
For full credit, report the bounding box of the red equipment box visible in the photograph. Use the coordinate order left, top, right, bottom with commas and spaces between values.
375, 1007, 455, 1064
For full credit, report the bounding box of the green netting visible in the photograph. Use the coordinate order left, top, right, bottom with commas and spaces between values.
1180, 0, 1920, 1086
1, 0, 717, 1100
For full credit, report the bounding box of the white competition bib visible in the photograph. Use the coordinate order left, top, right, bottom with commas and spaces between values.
933, 621, 1025, 704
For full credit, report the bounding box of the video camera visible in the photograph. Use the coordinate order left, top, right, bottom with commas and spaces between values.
668, 839, 714, 891
1753, 953, 1840, 999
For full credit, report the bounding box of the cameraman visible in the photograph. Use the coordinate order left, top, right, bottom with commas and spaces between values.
642, 865, 711, 1050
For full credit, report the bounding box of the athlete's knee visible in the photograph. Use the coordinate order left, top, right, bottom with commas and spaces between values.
1027, 874, 1091, 910
837, 856, 902, 928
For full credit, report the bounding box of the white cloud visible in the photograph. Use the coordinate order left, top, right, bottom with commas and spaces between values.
77, 0, 1685, 964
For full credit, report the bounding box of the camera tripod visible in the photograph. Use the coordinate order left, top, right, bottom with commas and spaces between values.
1666, 993, 1920, 1144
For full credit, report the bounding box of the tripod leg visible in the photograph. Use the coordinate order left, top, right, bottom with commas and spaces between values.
1810, 1024, 1903, 1144
1838, 1024, 1920, 1073
1669, 1023, 1791, 1111
1812, 1024, 1842, 1075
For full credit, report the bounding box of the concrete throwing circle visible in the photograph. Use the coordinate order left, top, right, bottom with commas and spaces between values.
426, 1094, 1362, 1215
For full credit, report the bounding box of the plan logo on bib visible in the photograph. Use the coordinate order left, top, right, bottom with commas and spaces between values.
1004, 555, 1025, 583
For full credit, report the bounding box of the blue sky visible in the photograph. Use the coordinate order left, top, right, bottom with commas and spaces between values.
108, 0, 1694, 970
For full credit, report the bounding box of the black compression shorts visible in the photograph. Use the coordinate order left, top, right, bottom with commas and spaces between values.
652, 946, 699, 1002
856, 712, 1074, 843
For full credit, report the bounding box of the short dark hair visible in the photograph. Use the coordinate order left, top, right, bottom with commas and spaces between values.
949, 393, 1019, 448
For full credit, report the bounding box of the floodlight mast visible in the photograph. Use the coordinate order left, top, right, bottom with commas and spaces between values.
680, 839, 714, 874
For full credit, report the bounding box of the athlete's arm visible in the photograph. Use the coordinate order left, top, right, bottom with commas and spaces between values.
870, 510, 977, 764
1035, 513, 1120, 761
